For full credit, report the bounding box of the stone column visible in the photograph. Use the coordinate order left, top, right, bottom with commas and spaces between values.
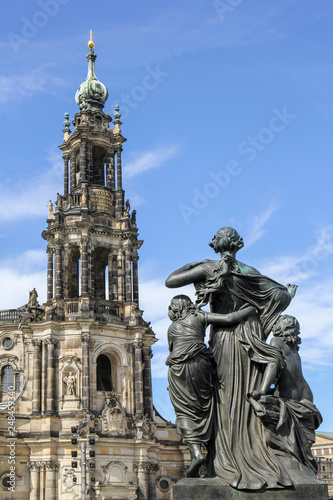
108, 252, 114, 301
45, 460, 59, 499
134, 462, 149, 500
143, 347, 153, 419
134, 340, 144, 417
63, 155, 69, 195
87, 141, 93, 184
79, 139, 87, 183
81, 237, 89, 296
88, 243, 95, 299
54, 243, 62, 299
41, 340, 47, 414
125, 251, 132, 302
70, 152, 76, 192
32, 340, 42, 415
47, 248, 54, 301
110, 151, 116, 191
45, 338, 57, 415
116, 147, 122, 190
106, 148, 112, 189
132, 256, 139, 305
38, 462, 45, 500
147, 463, 159, 500
81, 332, 91, 412
27, 462, 39, 500
117, 249, 124, 303
112, 254, 118, 301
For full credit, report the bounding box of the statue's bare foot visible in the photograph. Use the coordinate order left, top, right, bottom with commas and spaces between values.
185, 456, 206, 478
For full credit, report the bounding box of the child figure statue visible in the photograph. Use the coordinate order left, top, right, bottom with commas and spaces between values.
166, 294, 256, 477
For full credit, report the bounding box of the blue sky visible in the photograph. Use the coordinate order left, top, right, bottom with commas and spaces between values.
1, 0, 333, 428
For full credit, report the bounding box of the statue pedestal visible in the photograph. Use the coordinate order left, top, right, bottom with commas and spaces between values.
173, 477, 328, 500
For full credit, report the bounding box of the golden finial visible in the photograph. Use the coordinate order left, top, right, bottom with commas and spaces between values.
88, 29, 95, 48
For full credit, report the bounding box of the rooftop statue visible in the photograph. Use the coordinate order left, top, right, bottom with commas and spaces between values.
166, 227, 323, 493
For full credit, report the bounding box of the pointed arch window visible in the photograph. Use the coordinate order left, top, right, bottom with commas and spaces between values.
97, 354, 113, 391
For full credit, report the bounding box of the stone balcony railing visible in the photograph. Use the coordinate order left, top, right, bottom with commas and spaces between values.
0, 309, 20, 324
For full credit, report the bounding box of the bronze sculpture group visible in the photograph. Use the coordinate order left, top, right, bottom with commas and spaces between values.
165, 227, 322, 491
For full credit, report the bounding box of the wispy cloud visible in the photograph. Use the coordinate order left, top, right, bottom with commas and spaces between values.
230, 202, 278, 248
0, 64, 66, 106
123, 145, 179, 179
0, 147, 62, 221
260, 227, 333, 284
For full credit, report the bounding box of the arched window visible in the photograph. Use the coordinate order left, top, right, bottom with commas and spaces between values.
1, 365, 14, 393
97, 354, 113, 391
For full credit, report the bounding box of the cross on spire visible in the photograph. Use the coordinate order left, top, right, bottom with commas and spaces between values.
88, 30, 95, 41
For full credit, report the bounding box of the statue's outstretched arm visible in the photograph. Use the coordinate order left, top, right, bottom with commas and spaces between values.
165, 262, 207, 288
207, 306, 257, 326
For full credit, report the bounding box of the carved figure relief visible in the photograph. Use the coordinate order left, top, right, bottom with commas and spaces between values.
101, 393, 127, 435
63, 371, 76, 396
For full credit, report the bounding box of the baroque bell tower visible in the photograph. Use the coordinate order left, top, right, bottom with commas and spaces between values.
0, 34, 187, 500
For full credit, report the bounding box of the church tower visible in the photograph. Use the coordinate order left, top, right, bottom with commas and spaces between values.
0, 36, 187, 500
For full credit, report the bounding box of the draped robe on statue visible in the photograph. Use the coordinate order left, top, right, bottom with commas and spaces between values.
197, 260, 294, 489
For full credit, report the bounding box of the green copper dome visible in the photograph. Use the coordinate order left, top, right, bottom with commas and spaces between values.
75, 47, 108, 111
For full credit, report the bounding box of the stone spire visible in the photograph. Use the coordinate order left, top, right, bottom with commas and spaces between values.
75, 32, 108, 111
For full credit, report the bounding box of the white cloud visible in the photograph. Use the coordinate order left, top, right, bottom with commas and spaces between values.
0, 147, 62, 221
260, 227, 333, 284
0, 64, 66, 105
123, 145, 178, 179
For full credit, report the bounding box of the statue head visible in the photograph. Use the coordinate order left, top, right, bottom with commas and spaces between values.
272, 315, 301, 350
209, 227, 244, 254
168, 295, 195, 321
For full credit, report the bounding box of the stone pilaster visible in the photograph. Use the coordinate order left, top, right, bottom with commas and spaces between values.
54, 243, 62, 299
27, 462, 40, 500
111, 253, 118, 301
63, 154, 69, 195
45, 338, 57, 415
108, 252, 114, 301
134, 340, 144, 417
47, 247, 54, 301
32, 340, 42, 415
134, 462, 149, 500
81, 237, 89, 296
45, 460, 59, 498
116, 147, 122, 190
70, 152, 76, 192
79, 138, 87, 182
125, 251, 132, 302
143, 347, 153, 419
105, 148, 112, 189
117, 249, 124, 303
110, 150, 116, 191
81, 332, 91, 412
147, 463, 159, 500
87, 141, 93, 184
132, 255, 139, 305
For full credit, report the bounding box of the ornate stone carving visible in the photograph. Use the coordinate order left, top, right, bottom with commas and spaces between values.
62, 468, 77, 491
101, 393, 127, 436
63, 371, 76, 396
